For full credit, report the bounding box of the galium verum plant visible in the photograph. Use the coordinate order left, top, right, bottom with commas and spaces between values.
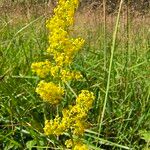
31, 0, 95, 149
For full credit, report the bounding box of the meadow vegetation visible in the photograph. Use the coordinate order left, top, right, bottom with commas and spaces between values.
0, 0, 150, 149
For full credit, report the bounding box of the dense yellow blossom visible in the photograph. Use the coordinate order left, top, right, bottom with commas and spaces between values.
44, 90, 95, 136
31, 60, 51, 78
46, 0, 79, 31
44, 116, 68, 136
36, 81, 64, 104
44, 116, 62, 136
46, 0, 85, 72
76, 90, 94, 111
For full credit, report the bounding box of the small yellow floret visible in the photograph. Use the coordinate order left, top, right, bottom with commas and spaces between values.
76, 90, 95, 111
65, 139, 73, 148
31, 60, 51, 78
73, 142, 89, 150
60, 69, 83, 81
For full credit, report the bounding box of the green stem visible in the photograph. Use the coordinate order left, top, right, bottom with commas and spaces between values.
97, 0, 124, 146
103, 0, 107, 72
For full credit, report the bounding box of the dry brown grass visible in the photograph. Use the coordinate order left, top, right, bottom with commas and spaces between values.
0, 1, 149, 23
0, 1, 149, 45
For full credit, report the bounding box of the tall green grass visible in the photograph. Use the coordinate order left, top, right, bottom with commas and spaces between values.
0, 3, 150, 149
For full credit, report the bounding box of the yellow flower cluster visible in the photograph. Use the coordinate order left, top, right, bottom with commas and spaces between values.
36, 81, 64, 104
65, 139, 89, 150
60, 69, 83, 81
73, 143, 89, 150
31, 60, 51, 78
44, 90, 95, 135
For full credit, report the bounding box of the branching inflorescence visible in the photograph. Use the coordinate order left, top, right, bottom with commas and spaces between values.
31, 0, 95, 149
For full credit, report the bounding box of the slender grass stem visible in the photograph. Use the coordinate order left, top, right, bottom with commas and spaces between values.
97, 0, 124, 146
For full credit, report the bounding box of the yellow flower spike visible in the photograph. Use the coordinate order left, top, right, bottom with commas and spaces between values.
46, 0, 84, 62
32, 0, 94, 147
36, 81, 64, 104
